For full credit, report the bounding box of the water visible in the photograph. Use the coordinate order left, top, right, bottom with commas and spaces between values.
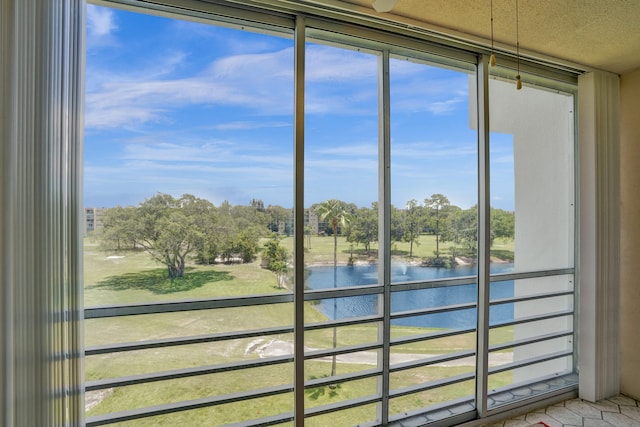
305, 263, 514, 329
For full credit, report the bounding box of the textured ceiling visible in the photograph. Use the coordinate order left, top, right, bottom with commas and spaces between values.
312, 0, 640, 74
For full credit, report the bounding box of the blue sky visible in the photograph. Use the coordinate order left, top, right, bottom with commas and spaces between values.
84, 5, 514, 210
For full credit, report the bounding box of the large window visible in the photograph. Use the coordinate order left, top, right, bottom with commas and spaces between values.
486, 74, 576, 408
303, 39, 381, 426
83, 2, 577, 426
84, 6, 296, 425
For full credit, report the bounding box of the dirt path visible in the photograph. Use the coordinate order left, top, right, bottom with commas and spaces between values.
247, 338, 513, 367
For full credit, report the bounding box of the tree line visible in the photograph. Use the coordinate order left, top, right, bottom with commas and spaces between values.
342, 194, 515, 259
99, 193, 514, 279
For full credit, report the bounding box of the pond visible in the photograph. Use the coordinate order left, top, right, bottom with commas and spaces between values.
305, 263, 514, 329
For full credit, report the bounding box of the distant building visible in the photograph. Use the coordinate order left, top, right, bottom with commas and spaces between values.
84, 207, 105, 235
305, 209, 320, 235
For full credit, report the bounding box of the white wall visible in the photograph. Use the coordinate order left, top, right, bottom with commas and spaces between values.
469, 74, 576, 385
489, 78, 575, 383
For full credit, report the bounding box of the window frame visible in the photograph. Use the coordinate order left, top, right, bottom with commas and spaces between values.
83, 1, 580, 426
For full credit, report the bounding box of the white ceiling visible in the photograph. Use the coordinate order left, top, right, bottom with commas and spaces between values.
309, 0, 640, 75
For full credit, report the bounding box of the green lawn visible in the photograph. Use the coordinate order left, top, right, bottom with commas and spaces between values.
287, 234, 514, 266
84, 237, 514, 425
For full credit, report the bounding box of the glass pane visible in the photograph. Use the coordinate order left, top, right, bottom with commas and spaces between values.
86, 394, 294, 426
390, 56, 478, 268
488, 76, 575, 272
306, 404, 379, 427
388, 54, 478, 417
389, 380, 475, 419
488, 275, 575, 409
304, 36, 381, 425
84, 5, 295, 422
483, 72, 576, 408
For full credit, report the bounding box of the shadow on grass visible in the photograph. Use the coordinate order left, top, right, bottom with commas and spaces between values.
305, 375, 341, 400
91, 268, 233, 294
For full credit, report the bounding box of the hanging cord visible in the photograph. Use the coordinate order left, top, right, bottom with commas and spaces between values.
515, 0, 522, 89
490, 0, 496, 66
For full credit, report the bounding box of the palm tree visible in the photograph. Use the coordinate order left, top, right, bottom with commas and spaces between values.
315, 199, 353, 382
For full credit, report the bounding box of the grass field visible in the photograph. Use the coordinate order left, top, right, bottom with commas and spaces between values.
291, 234, 514, 265
84, 235, 514, 425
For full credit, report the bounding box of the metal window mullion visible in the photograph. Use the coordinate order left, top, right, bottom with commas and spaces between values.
304, 342, 382, 360
303, 18, 477, 66
378, 48, 392, 426
390, 275, 477, 291
391, 301, 477, 320
293, 14, 306, 427
304, 394, 381, 418
304, 314, 382, 330
490, 309, 574, 329
92, 0, 295, 33
303, 284, 383, 300
85, 384, 293, 427
84, 293, 293, 318
476, 55, 491, 418
389, 372, 475, 399
224, 412, 295, 427
85, 354, 293, 391
390, 327, 476, 347
388, 396, 475, 425
85, 325, 294, 355
489, 290, 575, 306
489, 330, 574, 353
389, 349, 477, 372
304, 367, 381, 389
571, 84, 579, 378
487, 350, 574, 376
488, 268, 574, 282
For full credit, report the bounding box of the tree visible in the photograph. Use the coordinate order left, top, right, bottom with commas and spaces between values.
266, 205, 292, 235
389, 205, 405, 244
304, 225, 312, 249
402, 199, 422, 258
315, 199, 353, 382
315, 200, 354, 268
491, 207, 515, 240
102, 193, 210, 281
346, 204, 378, 255
214, 202, 268, 263
250, 198, 265, 211
232, 203, 268, 231
145, 194, 210, 279
424, 194, 451, 257
449, 205, 486, 256
100, 205, 137, 250
234, 226, 263, 263
262, 234, 289, 289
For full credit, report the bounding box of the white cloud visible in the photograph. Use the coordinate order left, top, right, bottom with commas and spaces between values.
85, 48, 295, 129
491, 155, 515, 164
115, 138, 292, 167
312, 143, 378, 157
211, 121, 291, 131
85, 43, 392, 129
305, 158, 378, 171
391, 141, 476, 159
425, 96, 466, 114
87, 5, 117, 37
306, 45, 378, 81
389, 61, 470, 115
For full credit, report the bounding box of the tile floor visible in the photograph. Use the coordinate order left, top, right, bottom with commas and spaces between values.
487, 394, 640, 427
